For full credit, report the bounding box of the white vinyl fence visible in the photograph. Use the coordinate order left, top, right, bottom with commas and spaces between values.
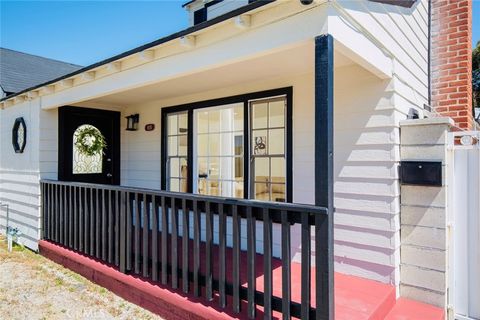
450, 131, 480, 320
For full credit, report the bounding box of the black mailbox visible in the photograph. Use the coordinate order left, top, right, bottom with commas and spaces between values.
400, 161, 442, 186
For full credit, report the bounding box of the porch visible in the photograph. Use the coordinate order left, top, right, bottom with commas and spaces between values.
39, 180, 443, 320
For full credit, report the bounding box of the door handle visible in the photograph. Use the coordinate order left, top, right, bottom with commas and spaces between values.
106, 173, 113, 178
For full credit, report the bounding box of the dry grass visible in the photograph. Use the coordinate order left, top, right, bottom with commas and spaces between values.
0, 236, 163, 320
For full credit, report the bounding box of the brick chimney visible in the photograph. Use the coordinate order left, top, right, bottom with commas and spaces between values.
431, 0, 473, 129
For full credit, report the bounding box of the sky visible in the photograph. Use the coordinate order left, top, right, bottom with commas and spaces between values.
0, 1, 189, 66
0, 0, 479, 67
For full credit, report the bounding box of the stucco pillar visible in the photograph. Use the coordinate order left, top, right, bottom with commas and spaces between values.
399, 117, 454, 309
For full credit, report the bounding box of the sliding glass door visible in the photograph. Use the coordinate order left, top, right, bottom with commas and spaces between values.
194, 103, 244, 198
162, 88, 292, 202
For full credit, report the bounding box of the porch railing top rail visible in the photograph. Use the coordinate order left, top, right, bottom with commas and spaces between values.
40, 179, 328, 215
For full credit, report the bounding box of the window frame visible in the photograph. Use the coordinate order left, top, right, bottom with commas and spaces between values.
161, 87, 293, 202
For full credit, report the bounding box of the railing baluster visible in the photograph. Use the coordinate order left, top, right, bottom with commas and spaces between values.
103, 189, 108, 262
205, 201, 213, 301
126, 192, 132, 271
219, 203, 226, 308
161, 196, 168, 285
46, 184, 50, 240
171, 197, 178, 289
97, 188, 101, 259
74, 186, 78, 250
232, 204, 240, 313
84, 187, 89, 254
63, 185, 68, 246
142, 193, 149, 277
79, 187, 83, 252
281, 210, 291, 320
193, 200, 200, 297
247, 206, 256, 319
182, 198, 189, 293
54, 184, 58, 242
301, 212, 311, 320
263, 208, 273, 319
152, 195, 159, 282
107, 190, 115, 263
69, 186, 73, 248
90, 188, 95, 255
59, 184, 64, 245
115, 190, 120, 266
134, 193, 140, 274
119, 191, 126, 273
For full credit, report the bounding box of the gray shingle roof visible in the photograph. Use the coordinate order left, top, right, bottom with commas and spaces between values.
0, 47, 82, 95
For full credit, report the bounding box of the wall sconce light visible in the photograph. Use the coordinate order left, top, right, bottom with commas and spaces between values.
126, 114, 139, 131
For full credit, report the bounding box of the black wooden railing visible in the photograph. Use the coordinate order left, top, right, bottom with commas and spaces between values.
40, 179, 330, 319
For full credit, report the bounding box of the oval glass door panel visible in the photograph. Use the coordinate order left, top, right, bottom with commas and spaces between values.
72, 124, 103, 174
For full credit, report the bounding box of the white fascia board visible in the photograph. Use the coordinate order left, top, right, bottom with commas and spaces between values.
327, 9, 393, 79
40, 4, 330, 110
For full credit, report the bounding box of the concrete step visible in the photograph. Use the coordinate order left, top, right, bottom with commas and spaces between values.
384, 298, 444, 320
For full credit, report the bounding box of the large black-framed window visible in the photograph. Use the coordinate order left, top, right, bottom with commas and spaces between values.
161, 87, 292, 202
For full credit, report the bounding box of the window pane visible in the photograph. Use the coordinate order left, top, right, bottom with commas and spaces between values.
235, 157, 243, 178
197, 134, 208, 156
234, 105, 243, 131
178, 135, 188, 156
180, 179, 188, 193
234, 135, 243, 156
178, 113, 188, 134
208, 110, 220, 133
269, 129, 284, 155
252, 102, 268, 129
208, 157, 220, 179
168, 136, 177, 156
169, 158, 179, 178
169, 178, 179, 192
234, 180, 244, 198
269, 100, 285, 128
252, 130, 268, 155
271, 157, 286, 183
271, 184, 285, 202
254, 183, 270, 201
168, 114, 178, 135
254, 157, 269, 182
221, 132, 233, 156
198, 157, 208, 177
197, 111, 209, 134
209, 133, 220, 156
180, 157, 188, 179
208, 180, 220, 196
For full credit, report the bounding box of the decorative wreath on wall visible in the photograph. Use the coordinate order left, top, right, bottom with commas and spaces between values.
74, 125, 107, 156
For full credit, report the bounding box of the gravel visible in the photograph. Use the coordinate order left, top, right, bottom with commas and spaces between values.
0, 236, 163, 320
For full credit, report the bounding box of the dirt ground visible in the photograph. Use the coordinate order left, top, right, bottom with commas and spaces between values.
0, 236, 163, 320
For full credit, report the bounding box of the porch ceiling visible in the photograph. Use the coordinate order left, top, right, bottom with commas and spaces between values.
75, 43, 354, 108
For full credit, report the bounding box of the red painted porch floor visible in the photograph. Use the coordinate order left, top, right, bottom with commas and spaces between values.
39, 240, 444, 320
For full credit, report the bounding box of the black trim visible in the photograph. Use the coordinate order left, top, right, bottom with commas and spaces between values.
315, 34, 334, 319
12, 117, 27, 153
368, 0, 416, 8
182, 0, 197, 8
161, 87, 293, 203
0, 0, 275, 103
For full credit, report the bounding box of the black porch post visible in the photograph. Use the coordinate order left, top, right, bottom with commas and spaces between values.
315, 34, 334, 320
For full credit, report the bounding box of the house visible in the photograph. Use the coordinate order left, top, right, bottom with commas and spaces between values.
0, 0, 476, 319
0, 47, 82, 98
